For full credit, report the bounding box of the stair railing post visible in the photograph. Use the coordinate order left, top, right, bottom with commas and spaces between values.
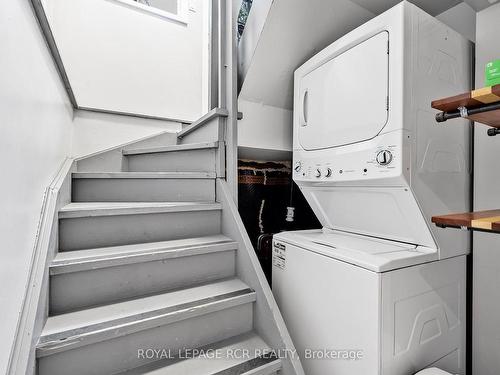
212, 0, 238, 202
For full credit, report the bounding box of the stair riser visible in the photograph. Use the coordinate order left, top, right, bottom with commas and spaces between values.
59, 210, 221, 251
178, 117, 221, 144
50, 251, 236, 314
38, 304, 253, 375
127, 149, 216, 172
72, 178, 215, 202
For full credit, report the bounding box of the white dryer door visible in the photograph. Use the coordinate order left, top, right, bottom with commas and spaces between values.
298, 31, 389, 150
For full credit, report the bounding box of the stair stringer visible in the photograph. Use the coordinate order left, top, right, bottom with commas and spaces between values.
6, 158, 76, 375
216, 179, 306, 375
179, 108, 305, 375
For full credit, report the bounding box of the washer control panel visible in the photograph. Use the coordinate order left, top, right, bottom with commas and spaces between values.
293, 137, 404, 182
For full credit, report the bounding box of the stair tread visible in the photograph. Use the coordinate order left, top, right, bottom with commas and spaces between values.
123, 141, 218, 156
73, 171, 216, 179
38, 279, 254, 356
53, 234, 234, 263
51, 235, 237, 275
120, 332, 280, 375
59, 201, 222, 219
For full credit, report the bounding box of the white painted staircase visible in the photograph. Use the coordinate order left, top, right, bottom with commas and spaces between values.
32, 110, 301, 375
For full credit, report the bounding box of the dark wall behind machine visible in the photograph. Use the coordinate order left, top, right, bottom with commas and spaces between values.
238, 159, 320, 283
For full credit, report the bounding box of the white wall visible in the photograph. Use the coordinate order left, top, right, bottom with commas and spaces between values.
237, 99, 293, 151
437, 2, 477, 42
237, 0, 481, 157
0, 3, 188, 370
239, 0, 374, 110
0, 1, 74, 372
42, 0, 209, 121
473, 4, 500, 374
71, 110, 181, 158
237, 0, 376, 155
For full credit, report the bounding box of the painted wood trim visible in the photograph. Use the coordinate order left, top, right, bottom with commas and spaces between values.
222, 357, 281, 375
123, 141, 218, 156
37, 288, 255, 357
216, 179, 305, 375
221, 0, 239, 201
78, 107, 192, 126
216, 140, 226, 178
242, 359, 282, 375
6, 158, 75, 375
50, 240, 237, 275
30, 0, 77, 107
177, 108, 229, 139
106, 0, 189, 25
59, 202, 223, 219
72, 172, 216, 179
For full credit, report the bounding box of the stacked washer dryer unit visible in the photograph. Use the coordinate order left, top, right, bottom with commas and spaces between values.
272, 2, 471, 375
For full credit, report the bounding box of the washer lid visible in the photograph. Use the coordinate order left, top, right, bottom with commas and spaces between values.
310, 231, 416, 254
299, 186, 438, 250
274, 230, 438, 272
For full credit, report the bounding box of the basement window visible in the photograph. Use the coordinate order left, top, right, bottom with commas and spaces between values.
112, 0, 189, 24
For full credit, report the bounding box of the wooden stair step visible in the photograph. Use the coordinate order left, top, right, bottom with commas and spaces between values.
37, 279, 255, 358
51, 235, 237, 275
120, 332, 281, 375
71, 173, 216, 203
123, 142, 219, 156
59, 202, 222, 219
73, 171, 216, 179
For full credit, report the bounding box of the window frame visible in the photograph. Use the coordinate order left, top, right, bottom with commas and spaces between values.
109, 0, 189, 24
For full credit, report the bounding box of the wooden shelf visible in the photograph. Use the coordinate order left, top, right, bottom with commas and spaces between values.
432, 210, 500, 233
432, 85, 500, 128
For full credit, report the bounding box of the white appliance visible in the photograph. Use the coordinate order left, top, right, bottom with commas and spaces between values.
272, 2, 471, 375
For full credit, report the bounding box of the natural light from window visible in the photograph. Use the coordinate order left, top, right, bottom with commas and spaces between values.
134, 0, 178, 15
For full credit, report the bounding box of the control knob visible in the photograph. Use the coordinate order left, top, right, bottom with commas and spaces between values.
294, 161, 302, 172
376, 150, 393, 166
325, 167, 332, 177
315, 168, 321, 178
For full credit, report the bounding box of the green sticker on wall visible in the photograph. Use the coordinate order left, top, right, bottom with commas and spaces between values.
485, 60, 500, 86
